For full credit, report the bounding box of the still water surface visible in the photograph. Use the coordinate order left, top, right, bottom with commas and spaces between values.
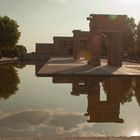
0, 64, 140, 137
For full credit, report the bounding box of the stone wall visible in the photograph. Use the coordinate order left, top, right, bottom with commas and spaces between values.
53, 36, 73, 55
35, 32, 90, 58
36, 43, 54, 55
72, 30, 90, 59
35, 37, 74, 57
21, 53, 51, 61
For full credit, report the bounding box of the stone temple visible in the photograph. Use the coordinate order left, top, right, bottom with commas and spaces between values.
36, 14, 127, 66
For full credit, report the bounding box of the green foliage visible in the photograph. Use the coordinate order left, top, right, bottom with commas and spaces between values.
135, 78, 140, 106
136, 22, 140, 56
16, 45, 27, 57
0, 16, 21, 56
0, 45, 27, 57
123, 16, 137, 57
12, 45, 27, 57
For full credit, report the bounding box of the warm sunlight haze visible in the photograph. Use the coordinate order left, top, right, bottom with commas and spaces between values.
130, 130, 140, 136
0, 0, 140, 52
1, 1, 140, 139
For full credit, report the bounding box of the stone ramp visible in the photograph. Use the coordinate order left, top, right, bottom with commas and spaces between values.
0, 137, 140, 140
37, 57, 140, 77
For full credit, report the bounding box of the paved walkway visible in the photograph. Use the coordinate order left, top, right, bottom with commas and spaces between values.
0, 57, 18, 64
37, 57, 140, 77
0, 137, 140, 140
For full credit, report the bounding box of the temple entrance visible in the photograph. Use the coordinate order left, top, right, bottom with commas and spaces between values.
87, 14, 126, 66
101, 33, 117, 65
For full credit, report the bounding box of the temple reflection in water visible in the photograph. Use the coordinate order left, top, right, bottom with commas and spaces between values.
52, 75, 140, 123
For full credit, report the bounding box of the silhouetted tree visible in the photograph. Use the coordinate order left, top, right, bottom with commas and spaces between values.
0, 16, 21, 56
120, 77, 134, 104
16, 45, 27, 57
10, 45, 27, 57
135, 78, 140, 106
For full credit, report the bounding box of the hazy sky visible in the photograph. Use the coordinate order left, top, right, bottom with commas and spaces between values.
0, 0, 140, 52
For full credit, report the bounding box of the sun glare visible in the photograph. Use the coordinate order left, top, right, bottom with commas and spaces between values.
120, 0, 140, 5
130, 130, 140, 136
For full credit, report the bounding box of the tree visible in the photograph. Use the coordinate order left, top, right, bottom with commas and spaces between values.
16, 45, 27, 57
10, 45, 27, 57
123, 17, 137, 58
0, 16, 21, 56
136, 22, 140, 57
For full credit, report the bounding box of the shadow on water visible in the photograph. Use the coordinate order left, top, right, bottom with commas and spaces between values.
0, 63, 25, 100
52, 75, 140, 123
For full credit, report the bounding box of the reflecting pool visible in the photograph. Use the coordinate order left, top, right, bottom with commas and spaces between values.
0, 63, 140, 137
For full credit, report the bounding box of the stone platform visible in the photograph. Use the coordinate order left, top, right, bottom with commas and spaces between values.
37, 57, 140, 77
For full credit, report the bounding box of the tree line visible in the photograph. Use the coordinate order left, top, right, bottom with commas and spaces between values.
0, 16, 27, 58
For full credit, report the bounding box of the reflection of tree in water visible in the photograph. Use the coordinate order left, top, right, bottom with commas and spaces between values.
120, 77, 140, 106
102, 77, 134, 104
0, 64, 20, 100
134, 78, 140, 106
102, 77, 140, 106
14, 63, 26, 69
120, 77, 134, 104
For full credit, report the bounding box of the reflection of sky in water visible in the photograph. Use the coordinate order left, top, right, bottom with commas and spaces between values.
0, 65, 140, 136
